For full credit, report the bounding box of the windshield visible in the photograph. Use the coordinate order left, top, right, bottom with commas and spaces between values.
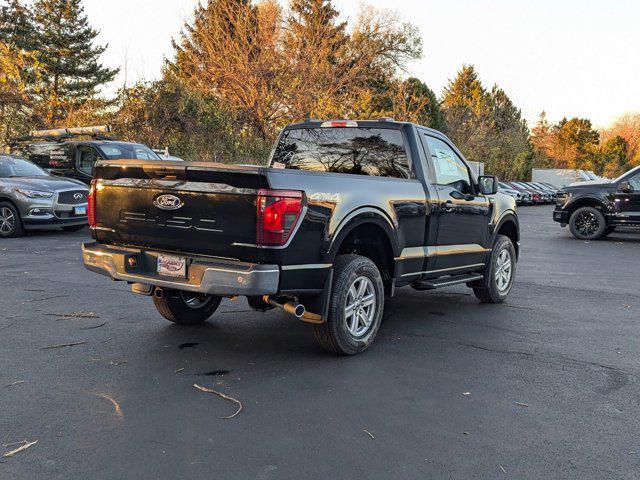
97, 143, 161, 160
0, 157, 49, 178
614, 165, 640, 183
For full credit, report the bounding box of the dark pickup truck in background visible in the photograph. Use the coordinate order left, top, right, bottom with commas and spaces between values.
12, 126, 163, 184
82, 119, 520, 355
554, 165, 640, 240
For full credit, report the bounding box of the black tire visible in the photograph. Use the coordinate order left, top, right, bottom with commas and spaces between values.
569, 206, 606, 240
62, 225, 86, 232
0, 201, 24, 238
313, 255, 384, 355
472, 235, 516, 304
153, 289, 222, 325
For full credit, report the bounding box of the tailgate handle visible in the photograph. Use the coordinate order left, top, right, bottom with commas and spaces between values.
143, 165, 186, 180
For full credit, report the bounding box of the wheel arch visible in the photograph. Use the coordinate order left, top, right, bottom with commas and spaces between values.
566, 197, 607, 216
493, 212, 520, 259
328, 208, 399, 289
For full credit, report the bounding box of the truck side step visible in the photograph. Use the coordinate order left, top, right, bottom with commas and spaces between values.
412, 273, 484, 291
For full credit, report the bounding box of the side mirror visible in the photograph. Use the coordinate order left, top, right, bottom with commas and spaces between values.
478, 175, 498, 195
618, 181, 634, 193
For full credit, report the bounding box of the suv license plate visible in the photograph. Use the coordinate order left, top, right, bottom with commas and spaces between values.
157, 254, 187, 278
74, 206, 87, 215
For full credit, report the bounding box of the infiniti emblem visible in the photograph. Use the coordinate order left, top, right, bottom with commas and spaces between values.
74, 192, 84, 200
153, 194, 184, 210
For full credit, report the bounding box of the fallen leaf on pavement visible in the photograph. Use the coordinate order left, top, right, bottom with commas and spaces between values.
49, 312, 100, 319
42, 341, 86, 350
363, 429, 375, 439
3, 380, 26, 388
93, 393, 123, 419
3, 440, 37, 458
193, 384, 243, 419
515, 402, 529, 408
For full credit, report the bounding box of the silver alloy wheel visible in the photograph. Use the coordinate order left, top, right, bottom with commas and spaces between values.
494, 249, 513, 293
180, 291, 213, 310
0, 207, 15, 235
344, 275, 376, 337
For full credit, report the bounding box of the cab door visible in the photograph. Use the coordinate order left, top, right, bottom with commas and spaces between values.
420, 134, 491, 274
614, 170, 640, 223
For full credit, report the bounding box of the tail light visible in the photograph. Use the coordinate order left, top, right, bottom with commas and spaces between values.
256, 189, 303, 246
87, 180, 97, 227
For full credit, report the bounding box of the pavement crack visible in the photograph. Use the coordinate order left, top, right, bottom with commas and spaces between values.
458, 342, 637, 381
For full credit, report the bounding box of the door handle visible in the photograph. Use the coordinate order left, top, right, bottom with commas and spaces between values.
442, 201, 455, 212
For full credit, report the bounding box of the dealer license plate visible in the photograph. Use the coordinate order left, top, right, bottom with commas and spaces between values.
157, 254, 187, 278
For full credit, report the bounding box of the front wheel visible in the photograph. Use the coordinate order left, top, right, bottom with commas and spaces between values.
472, 235, 516, 304
569, 206, 606, 240
153, 290, 222, 325
313, 255, 384, 355
0, 202, 24, 238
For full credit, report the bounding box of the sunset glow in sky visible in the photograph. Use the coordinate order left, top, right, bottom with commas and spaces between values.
77, 0, 640, 128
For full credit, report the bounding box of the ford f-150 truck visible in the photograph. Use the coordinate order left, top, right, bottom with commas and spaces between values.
82, 119, 520, 355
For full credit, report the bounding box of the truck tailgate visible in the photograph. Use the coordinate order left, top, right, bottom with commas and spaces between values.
93, 161, 266, 257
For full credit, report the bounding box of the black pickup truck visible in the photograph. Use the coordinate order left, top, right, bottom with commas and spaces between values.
82, 119, 520, 355
553, 165, 640, 240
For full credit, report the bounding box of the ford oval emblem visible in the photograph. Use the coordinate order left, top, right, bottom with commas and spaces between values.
153, 194, 184, 210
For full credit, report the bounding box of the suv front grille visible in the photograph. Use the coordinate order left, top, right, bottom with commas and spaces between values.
58, 190, 88, 205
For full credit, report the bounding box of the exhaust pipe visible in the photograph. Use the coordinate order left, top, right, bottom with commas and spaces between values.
263, 296, 324, 324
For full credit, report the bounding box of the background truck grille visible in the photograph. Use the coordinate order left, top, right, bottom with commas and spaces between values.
57, 190, 88, 205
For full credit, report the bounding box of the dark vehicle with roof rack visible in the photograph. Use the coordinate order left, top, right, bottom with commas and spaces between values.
82, 119, 520, 355
11, 126, 162, 184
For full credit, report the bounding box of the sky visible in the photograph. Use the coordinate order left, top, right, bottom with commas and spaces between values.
70, 0, 640, 128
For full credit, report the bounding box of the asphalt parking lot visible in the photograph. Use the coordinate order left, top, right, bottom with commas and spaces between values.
1, 206, 638, 479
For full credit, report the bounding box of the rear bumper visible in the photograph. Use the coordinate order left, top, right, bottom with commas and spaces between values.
82, 242, 279, 296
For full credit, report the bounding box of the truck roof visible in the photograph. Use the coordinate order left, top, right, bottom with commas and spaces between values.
285, 119, 446, 137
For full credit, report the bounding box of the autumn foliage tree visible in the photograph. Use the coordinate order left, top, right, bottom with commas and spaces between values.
171, 0, 422, 141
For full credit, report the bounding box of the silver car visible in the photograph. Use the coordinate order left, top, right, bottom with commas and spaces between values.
0, 155, 89, 238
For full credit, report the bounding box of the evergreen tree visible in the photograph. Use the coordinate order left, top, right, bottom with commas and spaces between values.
0, 0, 37, 51
33, 0, 118, 119
403, 77, 446, 131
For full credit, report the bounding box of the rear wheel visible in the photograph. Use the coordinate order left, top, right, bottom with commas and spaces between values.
0, 202, 24, 238
153, 290, 222, 325
313, 255, 384, 355
472, 235, 516, 304
569, 206, 606, 240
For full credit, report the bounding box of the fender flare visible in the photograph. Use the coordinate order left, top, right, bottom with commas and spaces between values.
327, 207, 400, 261
491, 211, 520, 257
565, 196, 607, 213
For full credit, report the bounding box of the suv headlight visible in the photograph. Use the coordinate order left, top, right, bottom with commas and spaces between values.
15, 188, 54, 198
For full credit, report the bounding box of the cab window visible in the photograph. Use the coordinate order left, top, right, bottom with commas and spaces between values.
271, 127, 412, 179
424, 136, 472, 193
77, 146, 98, 176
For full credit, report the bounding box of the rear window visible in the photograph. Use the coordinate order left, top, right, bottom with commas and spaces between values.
271, 127, 411, 179
97, 143, 161, 160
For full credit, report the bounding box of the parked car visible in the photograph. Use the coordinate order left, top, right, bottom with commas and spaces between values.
0, 155, 89, 238
522, 182, 553, 203
82, 119, 520, 355
498, 183, 523, 205
530, 182, 558, 200
13, 126, 163, 184
505, 182, 542, 204
553, 165, 640, 239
